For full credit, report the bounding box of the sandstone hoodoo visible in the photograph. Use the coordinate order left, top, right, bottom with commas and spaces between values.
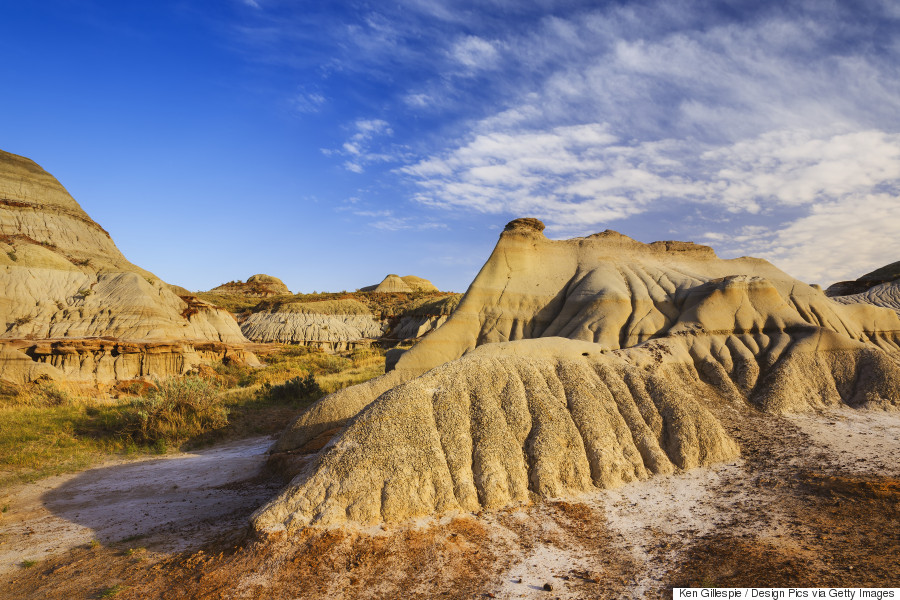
0, 149, 255, 384
209, 274, 291, 297
252, 218, 900, 532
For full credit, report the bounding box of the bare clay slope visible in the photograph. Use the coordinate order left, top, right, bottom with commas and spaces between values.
275, 218, 900, 453
254, 219, 900, 531
0, 149, 249, 383
832, 281, 900, 315
240, 299, 384, 350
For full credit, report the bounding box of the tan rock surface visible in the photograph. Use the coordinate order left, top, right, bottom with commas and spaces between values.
400, 275, 439, 292
0, 150, 152, 276
0, 149, 251, 383
256, 218, 900, 530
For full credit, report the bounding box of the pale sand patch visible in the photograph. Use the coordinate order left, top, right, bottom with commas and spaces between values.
0, 436, 276, 577
487, 508, 595, 599
786, 408, 900, 475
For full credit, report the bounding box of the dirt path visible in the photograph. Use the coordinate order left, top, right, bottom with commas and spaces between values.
0, 436, 278, 578
1, 409, 898, 599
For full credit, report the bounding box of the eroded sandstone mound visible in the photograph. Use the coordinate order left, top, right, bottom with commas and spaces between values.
0, 149, 252, 383
373, 274, 413, 293
253, 218, 900, 531
209, 274, 291, 297
400, 275, 439, 292
240, 299, 383, 350
359, 274, 440, 293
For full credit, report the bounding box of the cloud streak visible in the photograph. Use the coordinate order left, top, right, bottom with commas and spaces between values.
393, 2, 900, 281
229, 0, 900, 283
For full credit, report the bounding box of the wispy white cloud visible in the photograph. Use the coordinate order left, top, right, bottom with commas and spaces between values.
291, 90, 326, 113
392, 2, 900, 280
351, 208, 448, 231
704, 130, 900, 211
326, 119, 396, 173
226, 0, 900, 283
706, 194, 900, 284
403, 93, 433, 108
403, 124, 900, 239
448, 35, 501, 71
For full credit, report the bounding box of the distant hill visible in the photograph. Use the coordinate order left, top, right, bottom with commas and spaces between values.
208, 274, 291, 297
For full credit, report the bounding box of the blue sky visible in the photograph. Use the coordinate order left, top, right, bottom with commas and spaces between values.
2, 0, 899, 292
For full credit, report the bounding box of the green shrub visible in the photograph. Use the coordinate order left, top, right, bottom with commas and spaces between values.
26, 381, 73, 407
275, 298, 371, 315
97, 584, 124, 598
119, 377, 226, 446
257, 373, 323, 405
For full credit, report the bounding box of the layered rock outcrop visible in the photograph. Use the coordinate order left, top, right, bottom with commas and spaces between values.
253, 218, 900, 531
240, 299, 383, 351
0, 149, 253, 383
831, 281, 900, 316
383, 294, 462, 347
827, 260, 900, 316
826, 260, 900, 297
0, 338, 256, 384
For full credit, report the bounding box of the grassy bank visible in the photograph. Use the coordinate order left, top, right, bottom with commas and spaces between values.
0, 345, 385, 488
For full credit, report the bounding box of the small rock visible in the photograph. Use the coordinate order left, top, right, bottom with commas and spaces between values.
543, 582, 553, 591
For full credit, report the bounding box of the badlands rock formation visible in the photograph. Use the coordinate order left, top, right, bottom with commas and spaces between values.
399, 275, 439, 292
383, 294, 462, 347
209, 274, 291, 297
831, 282, 900, 315
826, 260, 900, 297
363, 274, 413, 293
0, 149, 253, 384
253, 218, 900, 531
240, 299, 383, 351
360, 274, 440, 293
827, 261, 900, 315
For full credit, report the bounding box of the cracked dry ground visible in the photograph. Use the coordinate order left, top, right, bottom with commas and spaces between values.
2, 403, 898, 600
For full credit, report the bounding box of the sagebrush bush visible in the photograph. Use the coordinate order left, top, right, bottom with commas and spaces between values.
257, 373, 323, 405
21, 381, 73, 407
119, 377, 226, 446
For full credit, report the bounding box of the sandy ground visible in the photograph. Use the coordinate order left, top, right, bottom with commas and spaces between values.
787, 408, 900, 476
1, 407, 898, 599
0, 436, 278, 578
